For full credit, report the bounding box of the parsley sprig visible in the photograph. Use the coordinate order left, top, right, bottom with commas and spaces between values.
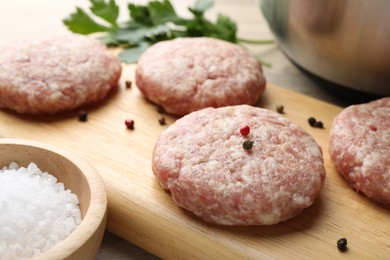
63, 0, 274, 63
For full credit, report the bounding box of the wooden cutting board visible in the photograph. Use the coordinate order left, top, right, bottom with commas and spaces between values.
0, 64, 389, 259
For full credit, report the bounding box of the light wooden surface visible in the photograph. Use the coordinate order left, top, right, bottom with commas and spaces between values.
0, 139, 107, 260
1, 82, 389, 258
1, 0, 389, 259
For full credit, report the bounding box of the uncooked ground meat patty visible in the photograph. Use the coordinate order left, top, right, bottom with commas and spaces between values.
329, 97, 390, 204
0, 34, 122, 115
153, 105, 326, 225
135, 37, 266, 115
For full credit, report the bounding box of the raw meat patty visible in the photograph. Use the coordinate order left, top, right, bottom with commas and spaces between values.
153, 105, 326, 225
0, 34, 122, 115
329, 97, 390, 204
135, 37, 266, 115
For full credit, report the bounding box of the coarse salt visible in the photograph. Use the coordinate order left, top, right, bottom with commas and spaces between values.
0, 162, 81, 260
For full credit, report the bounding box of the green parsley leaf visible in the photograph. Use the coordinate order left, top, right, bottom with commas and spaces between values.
97, 32, 120, 45
144, 24, 172, 42
90, 0, 119, 27
148, 0, 180, 24
193, 0, 214, 12
128, 3, 153, 26
114, 28, 148, 45
213, 14, 237, 42
189, 0, 214, 16
63, 7, 110, 34
118, 42, 151, 63
63, 0, 274, 64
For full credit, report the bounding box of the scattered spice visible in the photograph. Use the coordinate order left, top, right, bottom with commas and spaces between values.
125, 80, 132, 89
158, 117, 166, 126
78, 110, 88, 122
337, 238, 348, 251
240, 125, 250, 136
308, 117, 317, 127
315, 121, 324, 128
125, 119, 135, 130
308, 117, 324, 128
156, 105, 165, 114
369, 125, 377, 131
243, 140, 254, 150
276, 105, 284, 114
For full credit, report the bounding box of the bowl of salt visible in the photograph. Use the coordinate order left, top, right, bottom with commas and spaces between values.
0, 138, 107, 259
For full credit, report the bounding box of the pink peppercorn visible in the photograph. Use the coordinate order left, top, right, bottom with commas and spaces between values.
369, 125, 377, 131
125, 119, 134, 130
240, 125, 250, 136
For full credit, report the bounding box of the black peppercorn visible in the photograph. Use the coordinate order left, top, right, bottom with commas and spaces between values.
158, 117, 166, 125
276, 105, 284, 114
308, 117, 325, 128
78, 110, 88, 122
243, 140, 254, 150
337, 238, 348, 251
315, 121, 324, 128
308, 117, 317, 127
125, 80, 132, 89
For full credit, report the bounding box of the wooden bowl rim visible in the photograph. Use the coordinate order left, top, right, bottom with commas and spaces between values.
0, 138, 107, 259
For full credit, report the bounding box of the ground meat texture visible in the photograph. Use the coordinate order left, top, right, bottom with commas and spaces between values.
0, 34, 122, 115
135, 37, 266, 116
329, 97, 390, 204
152, 105, 326, 225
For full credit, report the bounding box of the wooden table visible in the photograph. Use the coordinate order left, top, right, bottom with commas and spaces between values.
1, 0, 388, 259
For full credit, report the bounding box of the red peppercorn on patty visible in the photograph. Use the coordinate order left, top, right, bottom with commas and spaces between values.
329, 97, 390, 204
0, 34, 122, 115
152, 105, 326, 225
135, 37, 266, 115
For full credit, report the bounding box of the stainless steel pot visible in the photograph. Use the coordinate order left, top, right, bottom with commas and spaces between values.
260, 0, 390, 96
